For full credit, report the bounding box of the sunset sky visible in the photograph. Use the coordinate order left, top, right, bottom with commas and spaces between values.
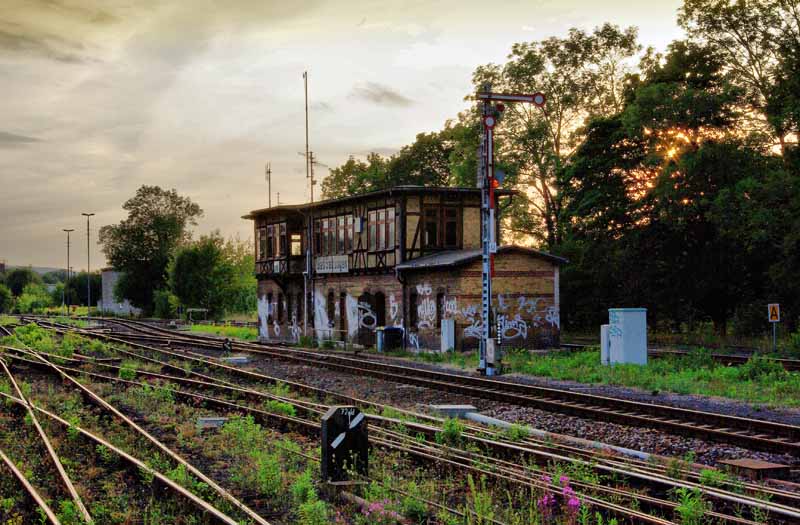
0, 0, 684, 269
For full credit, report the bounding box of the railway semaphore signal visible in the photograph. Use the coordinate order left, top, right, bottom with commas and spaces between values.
476, 86, 546, 376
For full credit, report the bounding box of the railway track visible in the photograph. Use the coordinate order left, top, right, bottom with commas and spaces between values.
5, 322, 800, 524
70, 315, 800, 458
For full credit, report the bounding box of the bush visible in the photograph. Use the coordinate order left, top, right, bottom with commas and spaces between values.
153, 289, 179, 319
738, 355, 785, 381
291, 469, 316, 507
298, 497, 328, 525
0, 284, 12, 313
16, 283, 53, 313
435, 418, 464, 447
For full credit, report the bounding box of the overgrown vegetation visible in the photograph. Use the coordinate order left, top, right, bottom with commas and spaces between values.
189, 324, 259, 341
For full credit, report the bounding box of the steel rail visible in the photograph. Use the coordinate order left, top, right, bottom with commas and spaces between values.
0, 444, 61, 525
6, 348, 682, 525
0, 359, 93, 523
0, 391, 244, 525
3, 341, 272, 525
9, 345, 794, 524
24, 320, 800, 510
90, 316, 800, 452
19, 321, 800, 509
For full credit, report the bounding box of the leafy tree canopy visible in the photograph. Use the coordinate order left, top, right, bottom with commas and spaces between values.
5, 268, 42, 297
99, 185, 202, 314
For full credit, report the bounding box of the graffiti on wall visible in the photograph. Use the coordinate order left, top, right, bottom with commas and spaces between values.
497, 313, 528, 339
389, 294, 399, 325
461, 304, 482, 339
290, 314, 300, 341
415, 283, 436, 329
358, 301, 377, 329
452, 295, 558, 341
408, 332, 420, 352
443, 296, 458, 317
257, 295, 270, 339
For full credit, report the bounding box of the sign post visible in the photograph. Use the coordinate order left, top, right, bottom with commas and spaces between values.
768, 303, 780, 352
321, 406, 368, 483
476, 87, 545, 376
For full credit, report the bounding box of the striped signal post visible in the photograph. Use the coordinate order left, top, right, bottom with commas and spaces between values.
475, 88, 545, 376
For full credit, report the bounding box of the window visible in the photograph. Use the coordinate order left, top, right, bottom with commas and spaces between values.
277, 293, 284, 323
423, 207, 460, 249
374, 292, 386, 327
290, 233, 302, 256
257, 228, 267, 261
315, 215, 353, 255
287, 294, 293, 323
368, 207, 395, 251
444, 208, 458, 248
279, 224, 287, 256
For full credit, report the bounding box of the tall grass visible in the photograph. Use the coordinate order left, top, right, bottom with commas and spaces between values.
189, 324, 259, 341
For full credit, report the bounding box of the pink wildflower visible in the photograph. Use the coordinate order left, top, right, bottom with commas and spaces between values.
559, 475, 570, 485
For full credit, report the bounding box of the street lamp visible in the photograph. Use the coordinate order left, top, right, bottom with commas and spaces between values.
63, 228, 74, 314
82, 213, 94, 319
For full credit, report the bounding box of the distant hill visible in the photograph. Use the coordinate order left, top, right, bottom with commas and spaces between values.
6, 265, 64, 275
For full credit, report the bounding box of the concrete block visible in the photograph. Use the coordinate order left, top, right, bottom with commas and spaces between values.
196, 417, 228, 429
719, 458, 791, 480
429, 404, 477, 418
221, 355, 250, 365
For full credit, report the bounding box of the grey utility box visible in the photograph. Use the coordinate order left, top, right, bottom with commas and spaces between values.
608, 308, 647, 365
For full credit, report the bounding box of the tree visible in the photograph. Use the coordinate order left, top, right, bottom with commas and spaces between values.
679, 0, 800, 151
470, 23, 643, 248
16, 283, 52, 313
168, 233, 237, 320
221, 235, 257, 316
42, 270, 67, 284
321, 129, 459, 199
99, 186, 202, 314
6, 268, 42, 297
64, 272, 101, 307
0, 284, 12, 313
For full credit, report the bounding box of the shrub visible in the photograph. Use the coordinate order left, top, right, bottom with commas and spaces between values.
435, 418, 464, 447
153, 289, 179, 319
0, 284, 12, 313
298, 497, 328, 525
253, 452, 282, 497
118, 365, 137, 381
264, 399, 296, 417
291, 469, 317, 507
16, 284, 52, 313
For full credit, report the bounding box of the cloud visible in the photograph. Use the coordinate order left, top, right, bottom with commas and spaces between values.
0, 131, 40, 147
349, 82, 413, 107
311, 101, 333, 112
0, 27, 88, 62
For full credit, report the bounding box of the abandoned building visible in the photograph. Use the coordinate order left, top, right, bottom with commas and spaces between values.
244, 186, 566, 351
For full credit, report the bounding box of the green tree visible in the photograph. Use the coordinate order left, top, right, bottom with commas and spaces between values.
222, 236, 257, 315
470, 23, 643, 247
99, 186, 202, 314
679, 0, 800, 151
6, 268, 42, 296
0, 284, 12, 313
321, 153, 388, 199
64, 272, 101, 307
16, 283, 52, 313
168, 233, 237, 320
42, 270, 68, 284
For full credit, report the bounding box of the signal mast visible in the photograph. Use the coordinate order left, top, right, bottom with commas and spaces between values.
476, 86, 545, 376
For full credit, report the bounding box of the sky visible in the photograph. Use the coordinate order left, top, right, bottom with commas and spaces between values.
0, 0, 684, 270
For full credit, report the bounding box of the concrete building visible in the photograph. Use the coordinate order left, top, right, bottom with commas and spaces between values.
244, 186, 566, 351
100, 269, 142, 316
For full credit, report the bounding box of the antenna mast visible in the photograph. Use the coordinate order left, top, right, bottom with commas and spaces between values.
265, 163, 272, 208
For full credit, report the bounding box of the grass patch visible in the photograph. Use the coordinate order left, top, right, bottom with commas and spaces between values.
502, 348, 800, 407
189, 324, 259, 341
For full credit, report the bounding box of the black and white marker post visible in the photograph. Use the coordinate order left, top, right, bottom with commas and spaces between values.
321, 406, 368, 483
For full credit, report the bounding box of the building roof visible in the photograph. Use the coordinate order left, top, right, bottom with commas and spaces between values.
242, 185, 517, 220
395, 245, 568, 271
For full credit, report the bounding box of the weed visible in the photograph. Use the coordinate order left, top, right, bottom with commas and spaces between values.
698, 468, 729, 488
673, 487, 707, 525
298, 497, 328, 525
435, 418, 464, 447
502, 423, 530, 442
291, 469, 317, 507
466, 474, 495, 525
118, 364, 137, 381
263, 399, 296, 417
